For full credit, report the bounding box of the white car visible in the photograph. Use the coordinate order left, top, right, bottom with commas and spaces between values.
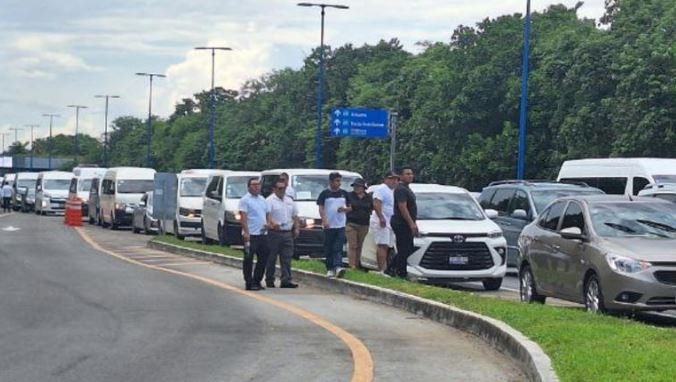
638, 183, 676, 203
362, 183, 507, 290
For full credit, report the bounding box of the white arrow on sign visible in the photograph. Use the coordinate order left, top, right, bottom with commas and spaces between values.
334, 110, 341, 117
333, 127, 341, 135
334, 118, 341, 126
2, 226, 21, 232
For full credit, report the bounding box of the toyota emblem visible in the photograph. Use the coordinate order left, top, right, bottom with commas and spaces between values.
453, 235, 465, 243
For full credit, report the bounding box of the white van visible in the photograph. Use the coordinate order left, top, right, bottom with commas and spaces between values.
87, 176, 106, 225
35, 171, 73, 215
638, 183, 676, 203
202, 171, 262, 245
557, 158, 676, 195
260, 169, 361, 257
161, 169, 213, 239
100, 167, 156, 229
69, 167, 107, 218
12, 172, 38, 211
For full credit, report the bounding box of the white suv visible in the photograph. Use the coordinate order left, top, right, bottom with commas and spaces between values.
362, 183, 507, 290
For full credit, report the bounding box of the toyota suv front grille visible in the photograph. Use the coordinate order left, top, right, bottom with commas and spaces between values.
420, 242, 494, 271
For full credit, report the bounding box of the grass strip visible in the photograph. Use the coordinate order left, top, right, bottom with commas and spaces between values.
153, 235, 676, 382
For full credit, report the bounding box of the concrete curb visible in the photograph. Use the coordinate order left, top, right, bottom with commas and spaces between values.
148, 240, 559, 382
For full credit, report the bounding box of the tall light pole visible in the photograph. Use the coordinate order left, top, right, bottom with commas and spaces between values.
67, 104, 88, 163
25, 124, 39, 170
297, 2, 349, 168
42, 113, 60, 169
1, 133, 9, 156
194, 46, 232, 169
9, 127, 23, 146
517, 0, 531, 180
95, 95, 120, 167
136, 72, 166, 167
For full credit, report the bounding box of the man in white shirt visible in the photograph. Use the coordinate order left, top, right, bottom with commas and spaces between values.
238, 178, 270, 291
318, 172, 352, 278
2, 182, 13, 213
370, 171, 399, 271
265, 180, 300, 288
277, 172, 296, 200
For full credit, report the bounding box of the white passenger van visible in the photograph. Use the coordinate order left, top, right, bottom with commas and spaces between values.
13, 172, 38, 211
161, 169, 213, 239
201, 171, 262, 245
100, 167, 156, 229
35, 171, 73, 215
260, 169, 361, 257
557, 158, 676, 195
69, 167, 107, 218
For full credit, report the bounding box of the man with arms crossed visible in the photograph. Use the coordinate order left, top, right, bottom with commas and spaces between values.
239, 178, 270, 291
370, 171, 399, 273
388, 167, 418, 278
265, 180, 300, 288
318, 172, 351, 278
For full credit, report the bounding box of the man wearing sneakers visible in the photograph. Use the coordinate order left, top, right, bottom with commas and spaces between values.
318, 172, 351, 278
370, 171, 399, 272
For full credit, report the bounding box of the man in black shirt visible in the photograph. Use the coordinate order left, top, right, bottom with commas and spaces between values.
388, 166, 418, 278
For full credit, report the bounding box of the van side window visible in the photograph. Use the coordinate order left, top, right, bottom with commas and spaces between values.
36, 179, 42, 191
561, 177, 627, 195
560, 202, 585, 233
205, 176, 220, 199
488, 188, 514, 215
90, 179, 98, 194
632, 177, 650, 195
261, 175, 278, 198
69, 178, 78, 194
479, 189, 496, 209
102, 179, 114, 195
542, 202, 566, 231
508, 190, 531, 218
217, 177, 224, 198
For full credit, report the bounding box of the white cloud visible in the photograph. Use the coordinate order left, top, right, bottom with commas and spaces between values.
8, 34, 96, 79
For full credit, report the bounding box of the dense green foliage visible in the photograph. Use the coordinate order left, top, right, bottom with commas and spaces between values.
70, 0, 676, 189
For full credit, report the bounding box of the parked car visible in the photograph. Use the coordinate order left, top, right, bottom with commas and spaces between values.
87, 176, 106, 225
518, 195, 676, 313
12, 172, 38, 212
69, 167, 107, 218
161, 169, 213, 240
100, 167, 156, 229
479, 180, 603, 269
202, 171, 261, 245
361, 183, 507, 290
638, 183, 676, 203
260, 169, 361, 257
557, 158, 676, 195
132, 191, 159, 234
35, 171, 72, 215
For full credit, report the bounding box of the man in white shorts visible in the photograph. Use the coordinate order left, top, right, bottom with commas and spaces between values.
370, 171, 399, 271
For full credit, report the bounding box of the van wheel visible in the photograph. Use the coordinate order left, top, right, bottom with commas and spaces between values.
584, 273, 606, 314
110, 214, 118, 230
201, 222, 213, 245
217, 223, 226, 246
520, 265, 546, 304
143, 217, 151, 235
482, 278, 503, 291
174, 220, 185, 240
132, 225, 140, 234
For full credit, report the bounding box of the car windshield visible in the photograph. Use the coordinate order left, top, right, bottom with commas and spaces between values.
180, 177, 207, 197
44, 179, 71, 190
225, 176, 250, 199
591, 202, 676, 239
292, 175, 357, 201
653, 175, 676, 183
532, 189, 603, 213
417, 192, 485, 220
79, 179, 93, 192
653, 194, 676, 203
117, 179, 154, 194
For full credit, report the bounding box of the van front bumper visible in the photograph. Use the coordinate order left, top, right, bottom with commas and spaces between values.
177, 216, 202, 236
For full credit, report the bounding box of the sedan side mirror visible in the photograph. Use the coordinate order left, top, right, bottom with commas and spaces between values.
560, 227, 586, 241
511, 209, 529, 220
484, 209, 498, 219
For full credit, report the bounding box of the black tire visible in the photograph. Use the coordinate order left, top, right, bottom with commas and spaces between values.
482, 278, 503, 291
201, 222, 213, 245
144, 217, 152, 235
110, 213, 118, 230
217, 223, 226, 246
174, 220, 185, 240
584, 273, 607, 314
520, 265, 546, 304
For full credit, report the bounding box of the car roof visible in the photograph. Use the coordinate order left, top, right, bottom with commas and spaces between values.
484, 180, 597, 191
261, 168, 361, 177
555, 194, 672, 205
410, 183, 469, 194
225, 171, 260, 178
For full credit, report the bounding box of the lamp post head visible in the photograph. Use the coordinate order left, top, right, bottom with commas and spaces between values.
297, 2, 349, 9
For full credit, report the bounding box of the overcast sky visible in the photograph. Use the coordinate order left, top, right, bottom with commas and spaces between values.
0, 0, 606, 145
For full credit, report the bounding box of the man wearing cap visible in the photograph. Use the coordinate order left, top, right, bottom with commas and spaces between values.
317, 172, 351, 278
370, 171, 399, 272
345, 178, 372, 269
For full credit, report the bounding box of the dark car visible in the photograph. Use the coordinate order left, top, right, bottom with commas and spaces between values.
132, 192, 159, 235
479, 180, 604, 269
519, 195, 676, 313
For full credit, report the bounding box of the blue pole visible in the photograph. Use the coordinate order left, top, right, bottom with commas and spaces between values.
517, 0, 531, 180
315, 6, 326, 169
208, 49, 216, 169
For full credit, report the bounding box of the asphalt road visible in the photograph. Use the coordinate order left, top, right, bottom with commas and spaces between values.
0, 212, 523, 382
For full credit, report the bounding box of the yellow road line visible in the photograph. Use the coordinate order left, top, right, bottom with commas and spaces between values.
157, 261, 212, 267
75, 227, 374, 382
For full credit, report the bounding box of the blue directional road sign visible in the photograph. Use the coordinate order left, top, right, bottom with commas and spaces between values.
330, 108, 389, 139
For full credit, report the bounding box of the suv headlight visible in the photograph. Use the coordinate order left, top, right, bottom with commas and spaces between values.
224, 210, 241, 221
606, 254, 651, 274
299, 217, 318, 229
488, 230, 503, 239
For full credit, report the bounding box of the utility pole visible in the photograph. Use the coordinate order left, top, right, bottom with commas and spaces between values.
67, 105, 88, 164
135, 72, 166, 167
94, 95, 120, 167
194, 46, 232, 169
517, 0, 531, 180
1, 133, 9, 156
42, 113, 60, 169
8, 127, 23, 146
25, 124, 39, 170
389, 112, 398, 172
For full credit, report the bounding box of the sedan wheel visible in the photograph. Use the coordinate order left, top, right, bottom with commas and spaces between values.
584, 275, 606, 314
520, 265, 546, 304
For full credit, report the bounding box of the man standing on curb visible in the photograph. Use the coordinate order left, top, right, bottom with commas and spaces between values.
370, 171, 398, 273
345, 178, 372, 270
318, 172, 351, 278
265, 180, 300, 288
388, 166, 418, 278
239, 178, 270, 291
2, 182, 13, 213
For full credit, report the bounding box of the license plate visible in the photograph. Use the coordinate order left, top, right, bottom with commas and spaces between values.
449, 256, 469, 265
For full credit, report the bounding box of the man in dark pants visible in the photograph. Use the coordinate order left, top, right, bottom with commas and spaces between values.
265, 181, 300, 288
388, 167, 418, 278
238, 178, 270, 291
318, 172, 352, 278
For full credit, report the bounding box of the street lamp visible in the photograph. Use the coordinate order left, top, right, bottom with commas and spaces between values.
194, 46, 232, 169
1, 133, 9, 156
8, 127, 23, 145
42, 113, 60, 169
67, 104, 88, 163
24, 124, 39, 170
517, 0, 531, 180
94, 95, 120, 167
136, 72, 166, 167
297, 2, 349, 168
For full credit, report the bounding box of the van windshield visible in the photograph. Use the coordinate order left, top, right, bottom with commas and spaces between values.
117, 179, 154, 194
79, 179, 93, 192
180, 177, 207, 197
417, 192, 484, 220
17, 179, 37, 189
653, 175, 676, 183
44, 179, 71, 190
293, 175, 357, 201
225, 176, 250, 199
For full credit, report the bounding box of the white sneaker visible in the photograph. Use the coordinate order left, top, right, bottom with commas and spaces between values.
379, 271, 391, 278
335, 267, 346, 278
326, 269, 336, 278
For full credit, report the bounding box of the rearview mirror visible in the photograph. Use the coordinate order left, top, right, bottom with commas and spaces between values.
484, 209, 498, 219
511, 209, 529, 220
209, 190, 222, 201
560, 227, 585, 241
